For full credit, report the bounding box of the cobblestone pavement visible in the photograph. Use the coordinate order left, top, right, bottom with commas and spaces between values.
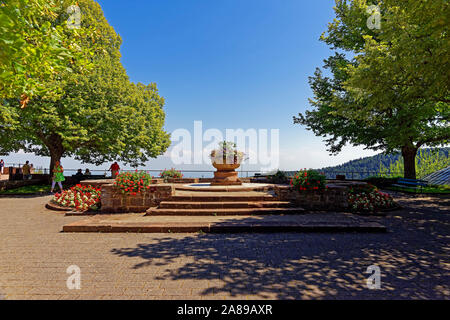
0, 193, 449, 300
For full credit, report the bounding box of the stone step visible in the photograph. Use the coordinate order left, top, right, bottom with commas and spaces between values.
145, 207, 305, 216
159, 201, 293, 209
170, 193, 276, 202
174, 183, 272, 192
63, 214, 387, 234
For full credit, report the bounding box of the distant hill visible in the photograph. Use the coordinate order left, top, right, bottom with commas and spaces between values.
318, 148, 449, 180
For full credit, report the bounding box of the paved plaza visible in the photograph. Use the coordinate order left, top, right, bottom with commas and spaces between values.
0, 193, 449, 300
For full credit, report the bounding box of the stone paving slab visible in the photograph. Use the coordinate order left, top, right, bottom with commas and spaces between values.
145, 207, 307, 216
62, 213, 387, 233
0, 193, 449, 300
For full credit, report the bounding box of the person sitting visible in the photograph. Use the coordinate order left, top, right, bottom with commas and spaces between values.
84, 169, 92, 176
74, 169, 84, 183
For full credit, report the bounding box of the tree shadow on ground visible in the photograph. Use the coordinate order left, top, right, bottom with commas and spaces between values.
111, 195, 449, 299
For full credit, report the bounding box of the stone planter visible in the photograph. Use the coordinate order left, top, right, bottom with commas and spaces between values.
211, 162, 242, 186
274, 185, 349, 211
100, 184, 174, 213
167, 178, 199, 184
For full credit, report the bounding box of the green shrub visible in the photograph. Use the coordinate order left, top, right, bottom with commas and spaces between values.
348, 183, 377, 194
364, 176, 400, 188
269, 170, 289, 184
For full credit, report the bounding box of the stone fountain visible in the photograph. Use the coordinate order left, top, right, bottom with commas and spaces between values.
211, 162, 242, 186
210, 141, 244, 186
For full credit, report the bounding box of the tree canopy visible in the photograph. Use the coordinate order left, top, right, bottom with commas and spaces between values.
0, 0, 171, 170
294, 0, 449, 179
0, 0, 98, 105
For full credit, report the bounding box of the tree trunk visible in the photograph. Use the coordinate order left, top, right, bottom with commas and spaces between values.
46, 134, 64, 177
401, 146, 418, 179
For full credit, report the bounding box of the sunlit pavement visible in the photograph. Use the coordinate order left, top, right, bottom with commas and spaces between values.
0, 193, 448, 300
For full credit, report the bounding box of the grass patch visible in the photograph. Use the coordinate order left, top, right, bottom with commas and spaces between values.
0, 184, 52, 194
386, 185, 450, 194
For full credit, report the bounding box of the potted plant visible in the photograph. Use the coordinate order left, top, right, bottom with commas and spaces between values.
210, 141, 245, 170
209, 141, 245, 185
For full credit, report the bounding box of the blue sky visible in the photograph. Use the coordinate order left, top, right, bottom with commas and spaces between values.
4, 0, 377, 172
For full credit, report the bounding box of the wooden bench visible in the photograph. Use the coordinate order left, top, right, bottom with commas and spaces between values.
392, 178, 428, 191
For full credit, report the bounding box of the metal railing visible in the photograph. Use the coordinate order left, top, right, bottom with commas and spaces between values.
2, 164, 404, 180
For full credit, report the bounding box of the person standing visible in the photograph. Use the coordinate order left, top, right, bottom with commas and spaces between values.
22, 161, 32, 180
51, 161, 65, 193
0, 159, 4, 176
109, 162, 120, 179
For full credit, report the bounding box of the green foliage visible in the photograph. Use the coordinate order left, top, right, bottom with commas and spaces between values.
380, 149, 450, 179
294, 0, 450, 179
364, 177, 399, 188
388, 185, 450, 194
290, 170, 326, 191
320, 148, 449, 179
268, 170, 289, 184
0, 0, 171, 171
0, 183, 51, 194
0, 0, 98, 103
160, 168, 183, 180
114, 171, 153, 195
348, 183, 377, 195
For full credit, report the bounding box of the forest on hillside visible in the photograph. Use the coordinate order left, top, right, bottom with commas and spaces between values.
317, 148, 449, 180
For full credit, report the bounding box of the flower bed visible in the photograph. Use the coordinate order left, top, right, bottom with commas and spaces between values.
114, 171, 152, 195
160, 168, 183, 180
348, 184, 396, 213
290, 169, 326, 191
52, 184, 101, 212
100, 183, 174, 213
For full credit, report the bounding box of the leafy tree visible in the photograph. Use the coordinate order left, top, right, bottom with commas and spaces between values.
0, 0, 171, 172
294, 0, 450, 179
0, 0, 96, 105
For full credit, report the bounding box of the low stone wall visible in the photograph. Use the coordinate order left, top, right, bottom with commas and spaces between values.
167, 178, 199, 184
0, 178, 49, 191
80, 179, 114, 189
274, 184, 349, 211
100, 184, 174, 213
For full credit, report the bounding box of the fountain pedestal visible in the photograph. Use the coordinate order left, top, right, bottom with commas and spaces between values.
211, 163, 242, 186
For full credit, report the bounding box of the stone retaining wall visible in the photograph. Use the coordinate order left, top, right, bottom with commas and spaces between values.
0, 178, 48, 191
100, 184, 174, 213
274, 184, 349, 210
